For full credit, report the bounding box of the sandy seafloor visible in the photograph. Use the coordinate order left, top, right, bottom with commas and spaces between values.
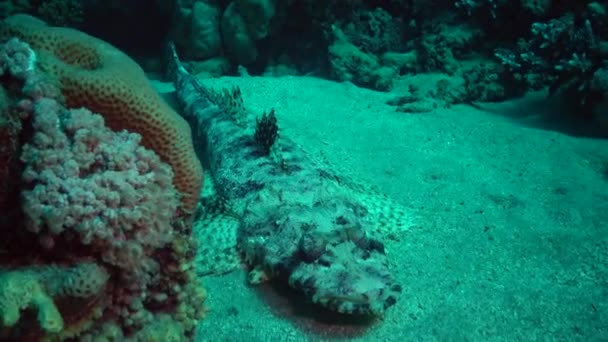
158, 74, 608, 341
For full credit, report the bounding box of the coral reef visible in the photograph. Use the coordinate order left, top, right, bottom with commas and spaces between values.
21, 97, 178, 283
220, 0, 277, 65
340, 7, 405, 55
0, 33, 206, 340
3, 0, 605, 113
188, 1, 222, 60
161, 0, 608, 122
495, 11, 606, 109
171, 0, 277, 65
0, 14, 203, 216
0, 263, 108, 339
33, 0, 84, 27
328, 25, 397, 91
0, 84, 20, 214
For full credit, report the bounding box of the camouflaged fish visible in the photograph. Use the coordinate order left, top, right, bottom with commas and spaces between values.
168, 44, 413, 315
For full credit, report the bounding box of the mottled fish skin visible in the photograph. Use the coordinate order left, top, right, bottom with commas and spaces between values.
169, 44, 401, 315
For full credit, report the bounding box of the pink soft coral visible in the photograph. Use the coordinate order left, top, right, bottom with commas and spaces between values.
1, 38, 205, 336
21, 98, 180, 281
0, 37, 60, 100
0, 37, 36, 78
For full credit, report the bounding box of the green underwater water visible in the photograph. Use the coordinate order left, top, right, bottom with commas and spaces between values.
192, 76, 608, 342
2, 1, 608, 340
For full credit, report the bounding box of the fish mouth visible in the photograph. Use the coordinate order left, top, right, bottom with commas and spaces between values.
288, 241, 401, 316
310, 285, 402, 315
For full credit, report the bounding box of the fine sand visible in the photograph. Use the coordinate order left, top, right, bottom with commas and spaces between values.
158, 74, 608, 341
